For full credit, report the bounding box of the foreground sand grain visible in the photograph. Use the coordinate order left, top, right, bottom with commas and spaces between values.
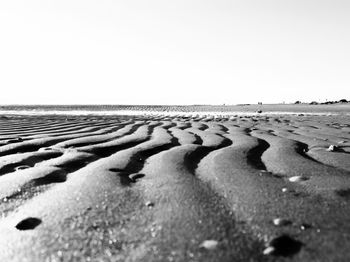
0, 113, 349, 261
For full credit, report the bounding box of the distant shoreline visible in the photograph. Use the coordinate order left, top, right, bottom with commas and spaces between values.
0, 103, 349, 116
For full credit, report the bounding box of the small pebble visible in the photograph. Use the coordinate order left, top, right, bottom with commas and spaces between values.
263, 246, 275, 255
129, 173, 145, 181
7, 137, 23, 143
282, 187, 288, 192
289, 176, 308, 182
300, 223, 312, 230
15, 165, 30, 171
259, 170, 268, 176
199, 240, 218, 250
327, 145, 338, 152
273, 218, 291, 226
145, 201, 154, 207
39, 147, 53, 152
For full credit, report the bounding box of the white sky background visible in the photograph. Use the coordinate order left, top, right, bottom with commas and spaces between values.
0, 0, 349, 105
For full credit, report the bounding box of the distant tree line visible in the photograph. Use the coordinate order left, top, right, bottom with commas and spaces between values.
294, 99, 348, 105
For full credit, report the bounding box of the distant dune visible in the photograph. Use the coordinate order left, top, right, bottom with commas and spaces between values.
0, 110, 349, 261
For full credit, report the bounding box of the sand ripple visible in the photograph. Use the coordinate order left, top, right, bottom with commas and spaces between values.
0, 114, 349, 261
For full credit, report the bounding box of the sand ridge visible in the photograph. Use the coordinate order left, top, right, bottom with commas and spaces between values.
0, 113, 349, 261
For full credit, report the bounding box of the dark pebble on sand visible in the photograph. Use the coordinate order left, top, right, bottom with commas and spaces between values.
263, 235, 303, 257
15, 217, 42, 230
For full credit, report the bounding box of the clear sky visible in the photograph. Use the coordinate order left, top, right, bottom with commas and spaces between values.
0, 0, 349, 105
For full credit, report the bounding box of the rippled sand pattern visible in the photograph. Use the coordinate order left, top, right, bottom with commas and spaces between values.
0, 114, 349, 261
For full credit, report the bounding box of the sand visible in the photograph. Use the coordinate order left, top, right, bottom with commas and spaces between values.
0, 109, 349, 261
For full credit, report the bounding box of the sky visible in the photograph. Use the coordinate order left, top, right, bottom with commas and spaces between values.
0, 0, 349, 105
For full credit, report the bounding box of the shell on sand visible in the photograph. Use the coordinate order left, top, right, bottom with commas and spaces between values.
288, 176, 308, 182
199, 240, 219, 250
15, 165, 31, 171
263, 246, 275, 255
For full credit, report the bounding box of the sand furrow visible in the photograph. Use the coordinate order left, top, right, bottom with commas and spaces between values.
272, 129, 350, 171
0, 150, 63, 176
0, 151, 97, 199
54, 122, 142, 148
0, 123, 134, 156
77, 124, 153, 157
168, 127, 199, 145
138, 145, 268, 261
184, 127, 230, 148
307, 148, 350, 172
18, 121, 127, 139
0, 113, 349, 261
196, 134, 350, 261
0, 119, 125, 139
0, 126, 179, 261
251, 130, 350, 197
0, 121, 95, 136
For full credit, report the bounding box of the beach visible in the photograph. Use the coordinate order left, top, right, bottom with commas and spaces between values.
0, 105, 349, 261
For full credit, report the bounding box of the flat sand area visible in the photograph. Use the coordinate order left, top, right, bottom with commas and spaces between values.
0, 109, 349, 261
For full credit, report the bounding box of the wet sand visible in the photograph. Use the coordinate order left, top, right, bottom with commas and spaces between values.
0, 110, 349, 261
